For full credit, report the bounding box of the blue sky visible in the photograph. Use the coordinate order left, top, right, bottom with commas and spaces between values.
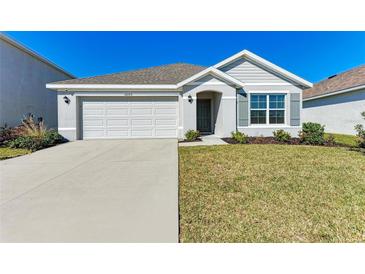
5, 31, 365, 83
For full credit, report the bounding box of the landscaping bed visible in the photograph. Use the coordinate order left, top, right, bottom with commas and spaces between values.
222, 136, 344, 147
0, 114, 66, 159
178, 138, 202, 143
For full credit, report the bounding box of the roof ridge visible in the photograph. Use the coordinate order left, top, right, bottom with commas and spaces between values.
72, 62, 206, 81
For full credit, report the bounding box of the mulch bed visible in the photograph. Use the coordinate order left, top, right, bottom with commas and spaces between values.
178, 138, 203, 143
222, 137, 346, 147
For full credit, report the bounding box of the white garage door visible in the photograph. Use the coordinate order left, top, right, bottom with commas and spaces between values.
81, 97, 178, 139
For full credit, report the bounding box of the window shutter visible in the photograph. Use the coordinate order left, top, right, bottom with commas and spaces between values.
290, 93, 301, 126
237, 90, 248, 126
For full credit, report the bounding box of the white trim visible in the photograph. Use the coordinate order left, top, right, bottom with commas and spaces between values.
243, 83, 293, 86
238, 126, 300, 129
222, 96, 237, 99
72, 91, 179, 97
176, 67, 245, 88
303, 84, 365, 101
213, 49, 312, 88
186, 81, 291, 87
58, 127, 76, 130
0, 33, 75, 78
246, 90, 289, 94
46, 84, 178, 90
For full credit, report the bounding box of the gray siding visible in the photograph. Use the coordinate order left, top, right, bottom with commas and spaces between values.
303, 88, 365, 135
219, 58, 287, 83
290, 93, 301, 126
237, 89, 248, 126
0, 38, 73, 128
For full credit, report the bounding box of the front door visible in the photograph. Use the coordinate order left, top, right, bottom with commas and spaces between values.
197, 99, 212, 133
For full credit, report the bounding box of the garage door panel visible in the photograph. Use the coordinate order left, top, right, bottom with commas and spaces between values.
83, 119, 104, 127
155, 107, 177, 115
131, 119, 153, 126
130, 108, 153, 115
82, 97, 178, 139
131, 129, 153, 137
106, 108, 129, 116
83, 109, 105, 116
155, 118, 177, 126
155, 129, 177, 137
106, 129, 129, 137
106, 119, 129, 127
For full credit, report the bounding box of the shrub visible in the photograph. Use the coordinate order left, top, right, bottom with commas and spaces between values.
354, 111, 365, 148
273, 129, 291, 143
231, 131, 248, 144
0, 124, 15, 144
299, 122, 325, 145
7, 130, 64, 151
325, 134, 336, 146
185, 130, 200, 142
20, 114, 47, 138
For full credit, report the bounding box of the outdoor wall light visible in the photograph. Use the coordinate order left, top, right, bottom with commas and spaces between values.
63, 96, 70, 104
188, 95, 193, 103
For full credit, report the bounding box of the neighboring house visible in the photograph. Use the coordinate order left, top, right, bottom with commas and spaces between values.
46, 50, 312, 140
303, 65, 365, 135
0, 33, 74, 128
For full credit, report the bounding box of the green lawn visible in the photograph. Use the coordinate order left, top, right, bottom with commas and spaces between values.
325, 133, 358, 147
179, 145, 365, 242
0, 147, 30, 160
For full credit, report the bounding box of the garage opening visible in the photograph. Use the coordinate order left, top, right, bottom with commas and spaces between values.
80, 97, 178, 139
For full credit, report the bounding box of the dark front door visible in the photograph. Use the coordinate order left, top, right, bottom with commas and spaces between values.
197, 99, 212, 133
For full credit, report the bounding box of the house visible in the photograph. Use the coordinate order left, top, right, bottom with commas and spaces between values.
46, 50, 312, 140
302, 65, 365, 135
0, 33, 74, 128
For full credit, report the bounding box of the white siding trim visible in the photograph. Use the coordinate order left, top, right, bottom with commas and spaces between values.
58, 127, 76, 130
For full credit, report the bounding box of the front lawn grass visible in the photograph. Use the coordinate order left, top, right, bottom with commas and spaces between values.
179, 145, 365, 242
325, 133, 358, 147
0, 147, 30, 160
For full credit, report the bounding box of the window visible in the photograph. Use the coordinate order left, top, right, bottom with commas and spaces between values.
250, 95, 267, 124
250, 94, 285, 125
269, 95, 285, 124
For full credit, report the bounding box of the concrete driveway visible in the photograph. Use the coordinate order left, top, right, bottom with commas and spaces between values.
0, 139, 178, 242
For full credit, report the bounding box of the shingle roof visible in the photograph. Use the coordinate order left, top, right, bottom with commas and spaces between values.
303, 64, 365, 99
51, 63, 207, 85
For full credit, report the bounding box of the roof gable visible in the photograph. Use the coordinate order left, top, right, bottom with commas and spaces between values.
213, 50, 312, 88
176, 67, 245, 88
219, 57, 287, 84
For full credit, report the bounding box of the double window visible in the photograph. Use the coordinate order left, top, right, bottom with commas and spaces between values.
250, 94, 285, 125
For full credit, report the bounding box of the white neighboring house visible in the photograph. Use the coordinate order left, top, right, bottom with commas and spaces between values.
303, 65, 365, 135
46, 49, 312, 141
0, 33, 74, 128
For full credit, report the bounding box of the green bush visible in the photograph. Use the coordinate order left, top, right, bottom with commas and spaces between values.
273, 129, 291, 143
354, 111, 365, 148
7, 130, 64, 151
185, 130, 200, 142
325, 134, 336, 146
231, 131, 248, 144
300, 122, 325, 145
